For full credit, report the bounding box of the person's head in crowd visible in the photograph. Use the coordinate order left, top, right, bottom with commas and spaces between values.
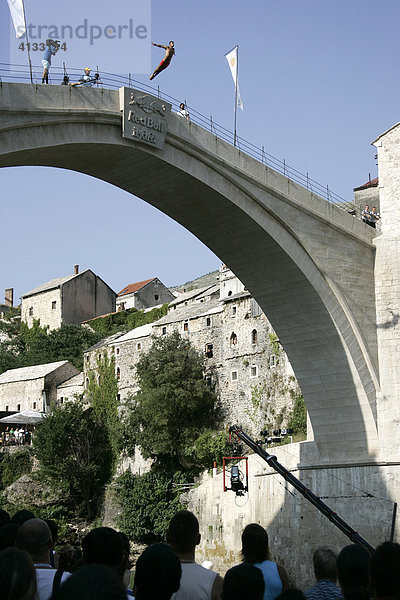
15, 518, 52, 563
222, 563, 264, 600
11, 510, 35, 526
241, 523, 270, 564
370, 541, 400, 599
313, 546, 338, 582
51, 564, 127, 600
166, 510, 200, 556
0, 547, 37, 600
57, 544, 83, 573
82, 527, 125, 580
0, 509, 10, 528
275, 590, 307, 600
134, 543, 181, 600
45, 520, 58, 547
0, 523, 19, 552
336, 544, 371, 600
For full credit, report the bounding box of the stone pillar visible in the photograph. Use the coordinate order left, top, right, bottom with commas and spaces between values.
373, 123, 400, 460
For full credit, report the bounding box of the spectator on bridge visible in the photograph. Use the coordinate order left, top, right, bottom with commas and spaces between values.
134, 542, 181, 600
241, 523, 289, 600
361, 205, 372, 226
69, 68, 103, 87
166, 509, 224, 600
304, 546, 342, 600
370, 541, 400, 600
222, 563, 264, 600
42, 39, 59, 84
0, 546, 37, 600
177, 102, 190, 120
369, 207, 380, 229
336, 544, 371, 600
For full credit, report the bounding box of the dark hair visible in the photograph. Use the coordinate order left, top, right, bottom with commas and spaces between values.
0, 547, 36, 600
57, 544, 83, 573
222, 563, 264, 600
370, 541, 400, 597
11, 510, 35, 526
82, 527, 124, 579
134, 543, 181, 600
313, 546, 337, 581
275, 590, 307, 600
167, 510, 199, 554
0, 523, 19, 553
45, 520, 58, 546
118, 531, 130, 570
241, 523, 270, 564
336, 544, 370, 600
51, 565, 127, 600
0, 509, 10, 528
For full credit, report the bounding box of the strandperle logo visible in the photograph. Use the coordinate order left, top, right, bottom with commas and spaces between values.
16, 19, 148, 46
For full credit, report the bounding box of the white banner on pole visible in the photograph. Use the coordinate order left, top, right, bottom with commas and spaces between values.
6, 0, 26, 38
225, 45, 243, 111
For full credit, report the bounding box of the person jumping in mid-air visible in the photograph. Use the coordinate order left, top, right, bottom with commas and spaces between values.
150, 41, 175, 80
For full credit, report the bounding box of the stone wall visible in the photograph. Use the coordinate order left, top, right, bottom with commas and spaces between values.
186, 446, 396, 589
21, 288, 62, 330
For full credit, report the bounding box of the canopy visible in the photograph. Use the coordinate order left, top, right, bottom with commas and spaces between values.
0, 409, 45, 425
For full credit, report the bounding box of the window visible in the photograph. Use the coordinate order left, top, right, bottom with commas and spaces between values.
154, 294, 159, 301
117, 394, 121, 402
17, 404, 20, 411
251, 329, 258, 345
231, 306, 237, 316
137, 343, 142, 351
250, 365, 258, 378
33, 402, 37, 409
206, 317, 211, 327
205, 375, 212, 387
98, 375, 101, 385
270, 355, 276, 368
205, 344, 213, 358
230, 332, 238, 347
29, 307, 33, 316
228, 290, 232, 296
116, 367, 121, 379
183, 321, 189, 332
85, 377, 89, 389
5, 406, 9, 412
231, 370, 238, 382
52, 301, 56, 310
162, 326, 167, 335
59, 397, 64, 405
116, 348, 120, 355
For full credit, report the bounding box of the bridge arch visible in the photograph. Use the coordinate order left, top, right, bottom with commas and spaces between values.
0, 83, 379, 461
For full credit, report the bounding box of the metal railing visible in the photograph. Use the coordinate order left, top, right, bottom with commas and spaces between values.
0, 62, 361, 216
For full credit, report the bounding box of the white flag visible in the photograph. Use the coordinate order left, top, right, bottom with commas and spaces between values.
224, 45, 243, 111
6, 0, 26, 38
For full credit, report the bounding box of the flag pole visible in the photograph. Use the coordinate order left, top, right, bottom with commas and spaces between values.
233, 45, 238, 147
22, 1, 33, 83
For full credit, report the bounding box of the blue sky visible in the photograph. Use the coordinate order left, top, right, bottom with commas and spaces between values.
1, 0, 399, 303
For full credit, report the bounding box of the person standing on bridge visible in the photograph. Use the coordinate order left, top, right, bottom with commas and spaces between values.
42, 39, 59, 84
149, 41, 175, 80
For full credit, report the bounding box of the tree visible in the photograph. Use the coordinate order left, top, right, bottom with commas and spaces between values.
33, 401, 114, 519
125, 331, 220, 470
288, 395, 307, 437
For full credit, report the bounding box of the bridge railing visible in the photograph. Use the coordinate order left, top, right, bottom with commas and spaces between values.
0, 62, 361, 217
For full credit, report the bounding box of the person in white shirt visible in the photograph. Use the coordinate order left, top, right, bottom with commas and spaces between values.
177, 102, 190, 120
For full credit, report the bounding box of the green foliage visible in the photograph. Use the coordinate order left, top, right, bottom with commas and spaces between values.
0, 318, 101, 374
88, 353, 121, 457
125, 331, 219, 470
183, 429, 231, 470
268, 332, 280, 355
288, 395, 307, 437
116, 469, 185, 544
0, 447, 33, 488
87, 305, 169, 337
33, 401, 114, 519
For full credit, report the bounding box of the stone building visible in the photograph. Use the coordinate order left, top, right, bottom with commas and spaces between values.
116, 277, 174, 311
84, 266, 301, 436
21, 266, 116, 331
56, 372, 84, 405
0, 360, 79, 413
353, 176, 380, 215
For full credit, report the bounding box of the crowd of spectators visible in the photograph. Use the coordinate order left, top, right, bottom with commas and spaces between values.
0, 506, 398, 600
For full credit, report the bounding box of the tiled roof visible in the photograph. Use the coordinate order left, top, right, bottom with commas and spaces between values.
118, 278, 155, 297
85, 332, 126, 352
21, 271, 90, 299
353, 177, 378, 191
110, 323, 153, 343
155, 297, 222, 326
169, 285, 217, 307
0, 361, 69, 384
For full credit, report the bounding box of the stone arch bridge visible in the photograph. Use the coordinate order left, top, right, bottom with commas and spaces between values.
0, 82, 392, 465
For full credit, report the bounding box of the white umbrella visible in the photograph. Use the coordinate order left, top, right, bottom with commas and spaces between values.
0, 409, 45, 424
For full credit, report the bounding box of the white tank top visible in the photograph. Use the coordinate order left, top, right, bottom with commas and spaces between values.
171, 562, 217, 600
